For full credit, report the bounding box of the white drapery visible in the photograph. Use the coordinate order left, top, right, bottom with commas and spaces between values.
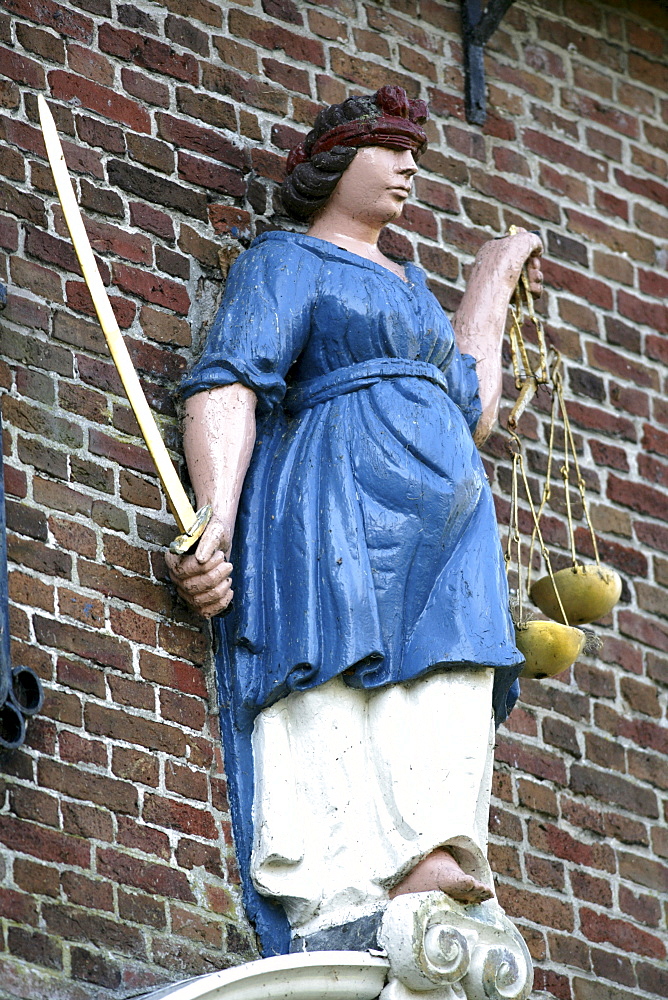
251, 669, 496, 937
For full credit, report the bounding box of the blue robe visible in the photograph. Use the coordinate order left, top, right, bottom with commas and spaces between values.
181, 231, 523, 954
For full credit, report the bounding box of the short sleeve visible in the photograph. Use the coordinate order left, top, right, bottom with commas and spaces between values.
180, 237, 319, 416
444, 339, 483, 436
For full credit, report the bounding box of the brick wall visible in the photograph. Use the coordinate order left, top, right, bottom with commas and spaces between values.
0, 0, 666, 997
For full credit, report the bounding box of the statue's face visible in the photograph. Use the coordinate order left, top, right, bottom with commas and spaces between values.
328, 146, 418, 227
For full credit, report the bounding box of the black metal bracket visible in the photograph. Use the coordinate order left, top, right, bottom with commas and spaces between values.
0, 405, 44, 750
461, 0, 517, 124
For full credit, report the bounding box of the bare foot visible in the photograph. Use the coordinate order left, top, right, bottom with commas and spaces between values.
389, 848, 493, 905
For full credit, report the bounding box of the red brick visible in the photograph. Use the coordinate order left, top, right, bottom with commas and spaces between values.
4, 0, 93, 40
177, 151, 245, 198
0, 887, 39, 925
528, 820, 615, 871
570, 870, 613, 907
165, 761, 209, 802
0, 45, 45, 89
618, 289, 668, 335
157, 622, 207, 664
619, 851, 668, 895
495, 735, 567, 784
608, 473, 666, 521
62, 801, 113, 843
229, 8, 323, 63
573, 61, 613, 99
562, 796, 648, 847
154, 116, 242, 172
642, 424, 668, 456
112, 262, 190, 315
34, 616, 131, 671
496, 884, 573, 932
580, 907, 665, 959
637, 962, 668, 997
85, 702, 186, 756
112, 747, 159, 787
11, 255, 63, 303
39, 758, 138, 815
127, 211, 173, 252
470, 168, 560, 223
78, 559, 171, 616
61, 871, 114, 913
79, 177, 124, 219
6, 922, 59, 972
138, 650, 208, 699
562, 89, 639, 138
9, 784, 59, 828
208, 205, 252, 239
56, 656, 105, 698
9, 570, 54, 613
67, 43, 114, 86
523, 129, 607, 181
170, 905, 224, 948
109, 672, 156, 710
144, 794, 217, 839
0, 814, 90, 867
15, 20, 64, 61
66, 281, 136, 328
118, 887, 166, 929
48, 70, 150, 133
159, 689, 207, 731
48, 516, 97, 559
595, 703, 668, 754
44, 903, 145, 957
202, 62, 289, 115
0, 178, 46, 225
526, 854, 565, 891
570, 762, 659, 818
165, 14, 209, 55
539, 163, 589, 204
638, 269, 668, 304
98, 23, 198, 84
118, 69, 169, 113
8, 534, 72, 580
117, 815, 170, 859
205, 883, 235, 915
97, 848, 195, 901
13, 858, 60, 898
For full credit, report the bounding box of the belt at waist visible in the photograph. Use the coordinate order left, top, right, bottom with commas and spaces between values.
284, 358, 449, 414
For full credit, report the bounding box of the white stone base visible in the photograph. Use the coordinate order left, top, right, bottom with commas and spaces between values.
136, 892, 533, 1000
379, 892, 533, 1000
134, 951, 389, 1000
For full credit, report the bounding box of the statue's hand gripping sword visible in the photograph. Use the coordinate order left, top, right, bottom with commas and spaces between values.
38, 95, 210, 555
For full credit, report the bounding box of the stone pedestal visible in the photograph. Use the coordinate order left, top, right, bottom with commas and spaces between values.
379, 892, 532, 1000
136, 893, 532, 1000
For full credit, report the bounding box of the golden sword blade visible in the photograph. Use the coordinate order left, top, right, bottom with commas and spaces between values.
38, 95, 209, 555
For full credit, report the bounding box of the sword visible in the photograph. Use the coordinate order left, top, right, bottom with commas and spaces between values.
38, 95, 210, 555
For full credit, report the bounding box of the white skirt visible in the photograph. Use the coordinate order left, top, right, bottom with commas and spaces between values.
250, 669, 495, 936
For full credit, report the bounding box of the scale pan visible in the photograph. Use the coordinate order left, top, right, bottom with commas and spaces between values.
530, 565, 622, 625
516, 620, 585, 679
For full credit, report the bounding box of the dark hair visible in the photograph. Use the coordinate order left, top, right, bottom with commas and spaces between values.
281, 95, 378, 222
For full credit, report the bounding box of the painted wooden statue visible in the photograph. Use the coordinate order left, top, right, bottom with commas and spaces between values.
166, 86, 543, 956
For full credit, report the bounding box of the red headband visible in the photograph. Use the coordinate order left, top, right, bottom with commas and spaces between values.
287, 86, 429, 175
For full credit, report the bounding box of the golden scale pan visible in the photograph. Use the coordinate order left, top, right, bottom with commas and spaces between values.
503, 227, 622, 680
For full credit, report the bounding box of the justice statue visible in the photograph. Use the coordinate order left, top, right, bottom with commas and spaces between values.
166, 87, 543, 958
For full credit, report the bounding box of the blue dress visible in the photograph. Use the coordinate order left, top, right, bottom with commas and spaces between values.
181, 230, 523, 953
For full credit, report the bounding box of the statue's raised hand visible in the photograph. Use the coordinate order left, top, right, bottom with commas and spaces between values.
166, 513, 235, 618
472, 228, 543, 299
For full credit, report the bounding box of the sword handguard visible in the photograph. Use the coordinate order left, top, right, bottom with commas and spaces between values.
169, 505, 212, 555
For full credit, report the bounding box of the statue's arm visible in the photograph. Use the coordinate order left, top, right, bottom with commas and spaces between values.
453, 230, 543, 447
166, 383, 257, 617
